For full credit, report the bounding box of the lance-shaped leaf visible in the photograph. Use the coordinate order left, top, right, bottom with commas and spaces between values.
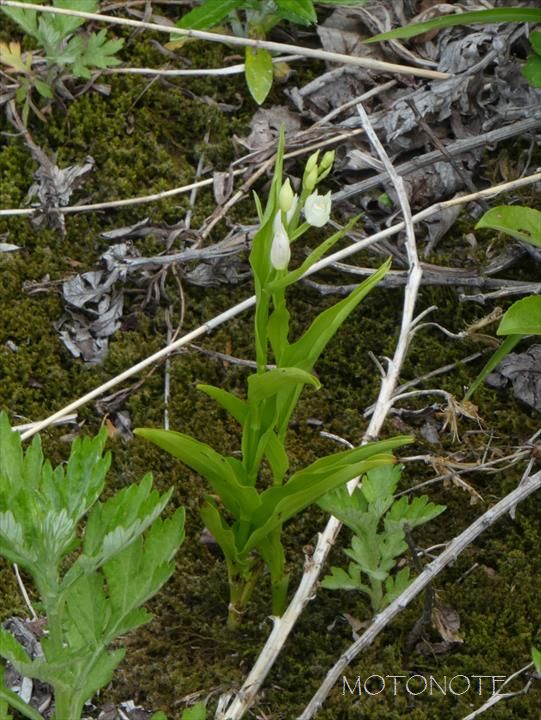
365, 8, 541, 43
464, 334, 522, 400
245, 436, 412, 551
245, 47, 273, 105
283, 259, 391, 372
134, 429, 261, 519
248, 367, 320, 404
176, 0, 243, 29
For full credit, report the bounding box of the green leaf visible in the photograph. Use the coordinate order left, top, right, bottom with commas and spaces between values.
33, 79, 53, 98
476, 206, 541, 247
134, 428, 260, 519
0, 8, 39, 40
365, 8, 541, 43
67, 29, 124, 78
385, 495, 445, 531
497, 296, 541, 336
275, 0, 317, 25
531, 31, 541, 55
533, 644, 541, 674
321, 564, 364, 591
464, 334, 522, 400
180, 703, 207, 720
0, 628, 31, 666
523, 52, 541, 87
248, 367, 320, 404
65, 573, 109, 647
197, 384, 247, 424
176, 0, 243, 29
245, 47, 273, 105
50, 0, 98, 37
283, 259, 391, 371
0, 666, 43, 720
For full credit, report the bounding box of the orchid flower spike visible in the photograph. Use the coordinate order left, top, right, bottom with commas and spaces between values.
304, 190, 332, 227
270, 211, 291, 270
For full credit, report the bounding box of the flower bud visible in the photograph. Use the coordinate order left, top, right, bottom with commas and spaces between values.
304, 190, 331, 228
304, 166, 318, 192
270, 212, 291, 270
320, 150, 335, 171
279, 178, 294, 213
305, 150, 320, 174
286, 193, 298, 225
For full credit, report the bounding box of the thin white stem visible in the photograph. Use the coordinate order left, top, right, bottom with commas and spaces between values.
298, 471, 541, 718
104, 54, 303, 76
13, 564, 38, 620
460, 663, 533, 720
0, 1, 448, 80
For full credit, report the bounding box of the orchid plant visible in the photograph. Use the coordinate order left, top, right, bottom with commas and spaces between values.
136, 132, 411, 628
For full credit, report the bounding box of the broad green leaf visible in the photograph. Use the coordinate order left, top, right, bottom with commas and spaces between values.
180, 703, 207, 720
248, 367, 320, 404
134, 428, 260, 519
77, 647, 125, 702
497, 296, 541, 336
176, 0, 242, 29
523, 52, 541, 87
476, 206, 541, 247
464, 334, 522, 400
275, 0, 317, 25
245, 47, 273, 105
365, 8, 541, 43
255, 528, 288, 614
51, 0, 98, 36
283, 258, 391, 370
531, 31, 541, 55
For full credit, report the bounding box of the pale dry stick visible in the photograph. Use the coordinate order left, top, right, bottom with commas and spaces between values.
19, 171, 541, 443
0, 0, 448, 81
216, 101, 423, 720
104, 54, 303, 76
298, 470, 541, 719
0, 128, 365, 218
460, 663, 534, 720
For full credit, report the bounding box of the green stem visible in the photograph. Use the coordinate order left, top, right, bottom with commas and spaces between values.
0, 668, 44, 720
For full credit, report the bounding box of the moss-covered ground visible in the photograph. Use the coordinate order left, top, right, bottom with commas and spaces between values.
1, 12, 541, 720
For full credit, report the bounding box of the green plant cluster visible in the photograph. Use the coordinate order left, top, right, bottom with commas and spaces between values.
320, 463, 445, 612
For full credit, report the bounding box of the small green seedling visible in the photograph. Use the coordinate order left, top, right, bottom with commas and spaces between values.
136, 131, 411, 627
175, 0, 368, 104
320, 463, 445, 612
0, 414, 185, 720
1, 0, 123, 123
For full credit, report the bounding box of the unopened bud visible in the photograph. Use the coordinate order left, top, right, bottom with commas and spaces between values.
270, 212, 291, 270
320, 150, 335, 171
304, 166, 318, 192
279, 178, 294, 213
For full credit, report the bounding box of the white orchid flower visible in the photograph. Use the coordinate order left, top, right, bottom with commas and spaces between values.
270, 211, 291, 270
304, 190, 332, 227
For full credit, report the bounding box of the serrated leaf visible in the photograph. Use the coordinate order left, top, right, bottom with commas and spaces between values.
65, 573, 109, 647
176, 0, 242, 29
245, 47, 273, 105
476, 206, 541, 247
0, 42, 32, 72
50, 0, 97, 37
67, 30, 123, 78
497, 296, 541, 336
1, 8, 39, 39
321, 564, 364, 591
